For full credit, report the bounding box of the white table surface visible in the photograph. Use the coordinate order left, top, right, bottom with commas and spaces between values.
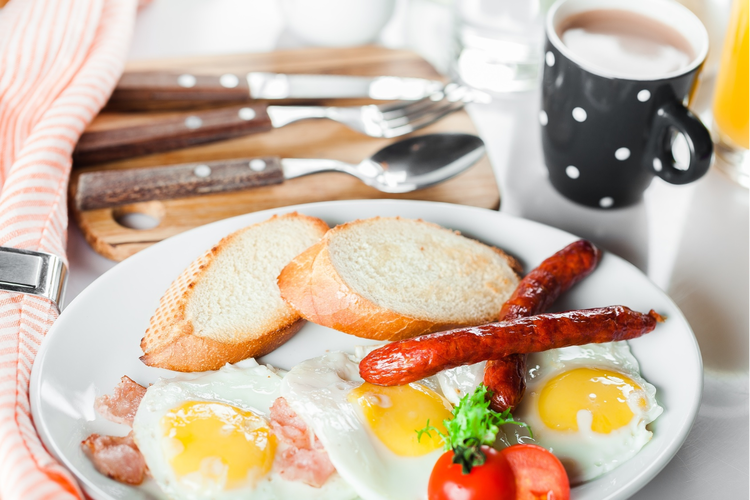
64, 0, 749, 498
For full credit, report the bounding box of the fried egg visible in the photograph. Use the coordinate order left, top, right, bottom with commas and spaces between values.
132, 359, 356, 500
436, 361, 486, 405
280, 352, 454, 500
511, 342, 663, 484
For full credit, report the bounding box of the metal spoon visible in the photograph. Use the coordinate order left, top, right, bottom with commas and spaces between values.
75, 133, 486, 211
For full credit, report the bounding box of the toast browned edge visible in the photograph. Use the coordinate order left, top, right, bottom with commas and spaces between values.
140, 213, 329, 371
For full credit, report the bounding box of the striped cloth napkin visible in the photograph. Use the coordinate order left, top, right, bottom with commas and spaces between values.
0, 0, 138, 498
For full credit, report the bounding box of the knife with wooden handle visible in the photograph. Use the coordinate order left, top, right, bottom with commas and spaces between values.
109, 71, 444, 105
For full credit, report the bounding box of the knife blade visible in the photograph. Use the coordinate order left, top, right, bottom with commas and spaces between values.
109, 71, 445, 105
247, 73, 444, 100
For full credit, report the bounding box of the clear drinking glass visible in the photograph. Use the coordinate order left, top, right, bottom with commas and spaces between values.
712, 0, 749, 187
452, 0, 551, 94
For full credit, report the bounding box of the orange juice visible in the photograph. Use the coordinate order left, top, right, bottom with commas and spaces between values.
713, 0, 749, 150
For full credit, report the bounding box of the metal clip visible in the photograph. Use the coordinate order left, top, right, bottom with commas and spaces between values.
0, 247, 67, 310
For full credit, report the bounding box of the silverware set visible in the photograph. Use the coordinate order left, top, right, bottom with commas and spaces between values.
74, 71, 488, 209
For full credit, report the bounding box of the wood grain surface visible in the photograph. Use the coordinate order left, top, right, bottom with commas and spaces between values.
109, 71, 251, 106
71, 46, 500, 261
75, 157, 285, 210
74, 104, 273, 165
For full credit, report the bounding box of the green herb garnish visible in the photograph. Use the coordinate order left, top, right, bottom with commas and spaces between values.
417, 384, 532, 474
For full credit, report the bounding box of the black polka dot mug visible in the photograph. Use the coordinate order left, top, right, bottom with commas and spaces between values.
541, 0, 713, 209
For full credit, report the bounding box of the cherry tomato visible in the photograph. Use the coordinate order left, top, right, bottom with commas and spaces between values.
428, 445, 516, 500
500, 444, 570, 500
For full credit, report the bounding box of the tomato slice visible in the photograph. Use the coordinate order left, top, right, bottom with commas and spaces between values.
500, 444, 570, 500
428, 446, 516, 500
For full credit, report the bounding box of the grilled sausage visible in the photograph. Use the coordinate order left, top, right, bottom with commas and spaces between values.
485, 240, 602, 411
360, 307, 663, 386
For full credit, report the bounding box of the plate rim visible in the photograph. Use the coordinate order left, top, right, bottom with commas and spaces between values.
30, 199, 704, 500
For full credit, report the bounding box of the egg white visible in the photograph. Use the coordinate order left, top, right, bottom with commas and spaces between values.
511, 342, 663, 484
281, 351, 448, 500
436, 362, 486, 405
132, 359, 357, 500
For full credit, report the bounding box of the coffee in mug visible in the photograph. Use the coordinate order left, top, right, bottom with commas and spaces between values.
541, 0, 713, 209
558, 10, 694, 78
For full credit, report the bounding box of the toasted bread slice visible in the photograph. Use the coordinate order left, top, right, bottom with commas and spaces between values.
278, 217, 521, 341
140, 213, 329, 371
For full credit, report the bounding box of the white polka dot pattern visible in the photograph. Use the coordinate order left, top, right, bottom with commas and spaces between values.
637, 90, 651, 102
546, 51, 555, 67
539, 111, 548, 126
615, 148, 631, 161
566, 166, 580, 179
599, 197, 614, 208
572, 107, 587, 122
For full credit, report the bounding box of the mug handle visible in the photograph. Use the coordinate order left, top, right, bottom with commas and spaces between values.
647, 100, 713, 185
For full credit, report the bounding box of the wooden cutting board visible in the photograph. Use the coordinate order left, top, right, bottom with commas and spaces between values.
71, 46, 500, 261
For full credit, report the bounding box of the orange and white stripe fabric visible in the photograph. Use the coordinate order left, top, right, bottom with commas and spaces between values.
0, 0, 137, 498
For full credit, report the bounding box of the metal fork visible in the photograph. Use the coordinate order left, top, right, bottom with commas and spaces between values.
266, 83, 480, 138
73, 83, 483, 166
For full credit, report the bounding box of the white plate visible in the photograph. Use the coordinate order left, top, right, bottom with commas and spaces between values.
30, 200, 702, 500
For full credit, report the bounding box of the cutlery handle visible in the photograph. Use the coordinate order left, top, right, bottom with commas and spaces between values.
75, 157, 284, 210
73, 105, 272, 166
109, 71, 250, 104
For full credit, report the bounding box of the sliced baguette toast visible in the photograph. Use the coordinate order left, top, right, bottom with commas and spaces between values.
278, 217, 521, 341
140, 213, 329, 371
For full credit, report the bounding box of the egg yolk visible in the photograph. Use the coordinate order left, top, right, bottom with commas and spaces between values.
538, 367, 645, 434
161, 401, 276, 488
348, 382, 453, 457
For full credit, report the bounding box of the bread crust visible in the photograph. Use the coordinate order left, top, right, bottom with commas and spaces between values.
278, 217, 522, 342
140, 319, 306, 371
140, 213, 328, 372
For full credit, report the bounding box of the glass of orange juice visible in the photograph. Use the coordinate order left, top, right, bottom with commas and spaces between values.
712, 0, 749, 187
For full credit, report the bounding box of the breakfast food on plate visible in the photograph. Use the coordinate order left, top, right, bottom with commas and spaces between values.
420, 385, 569, 500
94, 375, 147, 425
132, 359, 357, 499
434, 239, 602, 408
359, 306, 664, 385
512, 343, 663, 484
484, 239, 602, 412
82, 432, 147, 485
81, 221, 667, 498
83, 376, 149, 485
278, 217, 522, 341
140, 212, 329, 371
280, 351, 453, 500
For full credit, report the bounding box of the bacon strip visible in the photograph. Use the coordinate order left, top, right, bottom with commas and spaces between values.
360, 306, 663, 386
84, 376, 149, 486
270, 397, 335, 488
81, 432, 147, 485
94, 375, 146, 426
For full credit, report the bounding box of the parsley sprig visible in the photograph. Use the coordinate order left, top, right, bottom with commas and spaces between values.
417, 384, 532, 474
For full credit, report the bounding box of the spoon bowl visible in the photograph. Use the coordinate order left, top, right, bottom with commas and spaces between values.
367, 133, 486, 192
282, 133, 486, 193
